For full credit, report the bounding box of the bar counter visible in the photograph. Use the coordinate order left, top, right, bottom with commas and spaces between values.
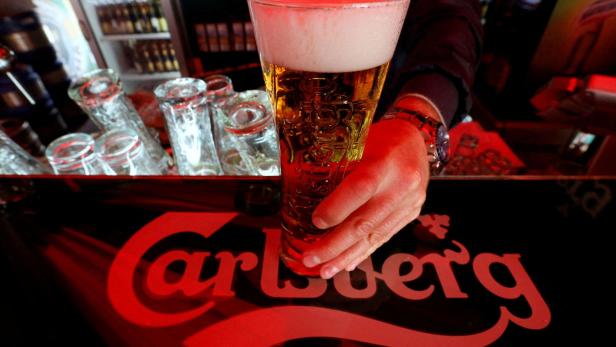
1, 175, 614, 346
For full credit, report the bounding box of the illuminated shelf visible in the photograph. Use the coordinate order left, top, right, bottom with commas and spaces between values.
122, 71, 181, 81
102, 32, 171, 41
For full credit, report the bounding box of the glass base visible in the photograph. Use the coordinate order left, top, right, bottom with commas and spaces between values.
280, 230, 323, 277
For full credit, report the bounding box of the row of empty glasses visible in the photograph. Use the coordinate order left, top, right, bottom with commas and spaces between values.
0, 69, 280, 176
45, 130, 161, 175
156, 74, 279, 176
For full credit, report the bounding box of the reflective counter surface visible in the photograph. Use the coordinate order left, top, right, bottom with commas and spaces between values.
1, 176, 614, 346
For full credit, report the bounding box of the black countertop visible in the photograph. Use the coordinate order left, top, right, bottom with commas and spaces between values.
1, 176, 614, 346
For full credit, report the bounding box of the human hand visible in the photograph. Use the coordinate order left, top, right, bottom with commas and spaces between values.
302, 119, 430, 279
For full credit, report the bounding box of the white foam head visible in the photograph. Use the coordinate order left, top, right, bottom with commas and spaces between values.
249, 0, 410, 73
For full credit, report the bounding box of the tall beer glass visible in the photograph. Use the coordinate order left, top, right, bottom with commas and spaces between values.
248, 0, 410, 275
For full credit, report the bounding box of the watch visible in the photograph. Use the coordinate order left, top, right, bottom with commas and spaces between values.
381, 107, 450, 175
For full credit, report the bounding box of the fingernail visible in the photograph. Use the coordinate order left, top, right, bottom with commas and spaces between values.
322, 266, 340, 280
346, 262, 358, 272
303, 254, 321, 268
313, 217, 328, 229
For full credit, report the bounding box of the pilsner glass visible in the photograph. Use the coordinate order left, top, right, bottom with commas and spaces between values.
204, 75, 258, 175
68, 69, 170, 172
155, 78, 223, 176
0, 129, 49, 175
223, 90, 280, 176
46, 133, 113, 175
95, 129, 162, 175
248, 0, 410, 275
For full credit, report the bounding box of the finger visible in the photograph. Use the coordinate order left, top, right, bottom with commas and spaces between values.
303, 189, 410, 268
346, 202, 421, 272
311, 164, 386, 229
346, 206, 422, 272
319, 205, 412, 279
318, 238, 371, 279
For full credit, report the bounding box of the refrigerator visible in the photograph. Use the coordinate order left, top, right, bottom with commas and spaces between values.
69, 0, 264, 93
69, 0, 187, 92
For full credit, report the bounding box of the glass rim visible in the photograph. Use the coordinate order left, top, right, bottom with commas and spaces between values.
204, 74, 235, 101
95, 129, 143, 163
45, 133, 97, 166
68, 68, 122, 106
154, 77, 207, 104
249, 0, 408, 9
224, 101, 272, 134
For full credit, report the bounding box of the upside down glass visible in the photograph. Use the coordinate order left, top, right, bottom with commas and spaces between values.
248, 0, 410, 275
0, 129, 49, 175
68, 69, 171, 172
95, 129, 162, 175
155, 78, 223, 176
204, 75, 258, 175
46, 133, 113, 175
223, 90, 280, 176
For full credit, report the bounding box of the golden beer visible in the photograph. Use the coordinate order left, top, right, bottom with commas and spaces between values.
249, 0, 410, 275
264, 62, 389, 263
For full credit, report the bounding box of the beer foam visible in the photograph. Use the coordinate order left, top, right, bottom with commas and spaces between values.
249, 0, 410, 73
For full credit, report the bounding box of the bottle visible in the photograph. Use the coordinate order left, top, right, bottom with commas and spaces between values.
130, 2, 143, 33
133, 42, 144, 73
142, 45, 156, 73
148, 2, 161, 32
151, 42, 165, 72
112, 4, 125, 34
122, 3, 134, 34
140, 3, 153, 33
168, 42, 179, 71
158, 41, 172, 71
154, 0, 168, 32
97, 6, 111, 34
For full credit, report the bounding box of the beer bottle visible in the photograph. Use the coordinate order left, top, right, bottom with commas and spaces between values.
142, 45, 156, 73
168, 42, 179, 71
154, 0, 168, 32
107, 5, 118, 34
160, 41, 174, 71
133, 43, 144, 74
151, 43, 165, 72
123, 4, 134, 34
140, 3, 153, 33
113, 4, 126, 34
148, 3, 161, 32
98, 6, 112, 34
130, 2, 143, 33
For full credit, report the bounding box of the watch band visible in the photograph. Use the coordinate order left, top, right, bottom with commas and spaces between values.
381, 107, 450, 175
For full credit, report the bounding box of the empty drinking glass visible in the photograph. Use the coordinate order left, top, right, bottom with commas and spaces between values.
95, 129, 162, 175
1, 129, 49, 174
155, 78, 223, 175
204, 75, 258, 175
68, 69, 170, 171
46, 133, 113, 175
223, 90, 280, 176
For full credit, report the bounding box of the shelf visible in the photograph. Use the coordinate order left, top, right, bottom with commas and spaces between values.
102, 32, 171, 41
122, 71, 181, 82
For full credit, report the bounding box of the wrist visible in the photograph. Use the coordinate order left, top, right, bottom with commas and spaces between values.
381, 95, 450, 175
393, 93, 446, 125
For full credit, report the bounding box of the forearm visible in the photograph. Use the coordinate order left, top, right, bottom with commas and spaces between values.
386, 0, 483, 126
